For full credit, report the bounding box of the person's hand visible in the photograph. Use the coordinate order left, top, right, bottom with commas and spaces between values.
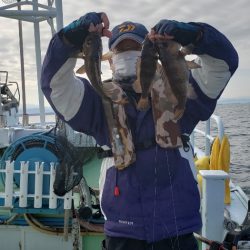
62, 12, 111, 47
149, 19, 202, 46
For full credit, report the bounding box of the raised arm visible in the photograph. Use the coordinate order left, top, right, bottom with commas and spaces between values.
41, 12, 112, 145
151, 20, 239, 134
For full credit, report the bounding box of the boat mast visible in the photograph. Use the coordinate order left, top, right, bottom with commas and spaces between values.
17, 0, 28, 125
34, 0, 45, 125
0, 0, 63, 125
55, 0, 63, 30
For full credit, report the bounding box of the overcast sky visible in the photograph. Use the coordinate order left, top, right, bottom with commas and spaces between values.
0, 0, 249, 107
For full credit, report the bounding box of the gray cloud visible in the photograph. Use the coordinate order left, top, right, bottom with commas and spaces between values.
0, 0, 249, 105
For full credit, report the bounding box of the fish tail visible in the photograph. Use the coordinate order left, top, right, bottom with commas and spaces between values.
137, 97, 149, 111
174, 107, 185, 120
114, 96, 129, 105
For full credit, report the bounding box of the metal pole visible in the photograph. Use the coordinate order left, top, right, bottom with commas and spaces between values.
17, 1, 29, 126
55, 0, 63, 30
0, 89, 2, 115
0, 10, 57, 17
205, 119, 211, 156
33, 0, 45, 125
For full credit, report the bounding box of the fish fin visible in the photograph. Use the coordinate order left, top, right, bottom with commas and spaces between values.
186, 60, 201, 69
114, 97, 129, 105
180, 44, 195, 55
76, 52, 111, 74
102, 51, 113, 61
79, 53, 86, 59
72, 52, 84, 58
174, 108, 184, 120
76, 64, 86, 74
137, 97, 149, 111
156, 62, 162, 70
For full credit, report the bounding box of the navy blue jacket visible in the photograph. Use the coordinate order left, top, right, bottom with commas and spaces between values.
41, 23, 238, 242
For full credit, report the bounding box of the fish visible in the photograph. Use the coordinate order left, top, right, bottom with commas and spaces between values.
156, 39, 189, 119
76, 51, 113, 74
138, 37, 199, 119
82, 32, 135, 169
82, 32, 109, 100
137, 37, 158, 110
78, 45, 128, 105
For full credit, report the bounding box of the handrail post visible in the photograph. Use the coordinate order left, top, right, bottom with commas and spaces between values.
4, 160, 14, 207
34, 162, 44, 208
200, 170, 228, 250
19, 161, 29, 208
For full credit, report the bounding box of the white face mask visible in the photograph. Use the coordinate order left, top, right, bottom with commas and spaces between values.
111, 50, 141, 84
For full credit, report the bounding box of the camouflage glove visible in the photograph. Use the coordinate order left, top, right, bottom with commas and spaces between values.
152, 19, 202, 46
62, 12, 105, 48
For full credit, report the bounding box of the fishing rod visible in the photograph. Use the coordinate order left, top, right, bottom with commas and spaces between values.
194, 232, 228, 250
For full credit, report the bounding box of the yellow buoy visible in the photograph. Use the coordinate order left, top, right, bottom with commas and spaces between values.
209, 135, 231, 204
195, 156, 210, 195
218, 135, 231, 204
209, 137, 220, 170
195, 156, 210, 171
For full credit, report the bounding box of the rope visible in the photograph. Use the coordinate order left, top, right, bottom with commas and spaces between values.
165, 150, 181, 250
23, 213, 104, 236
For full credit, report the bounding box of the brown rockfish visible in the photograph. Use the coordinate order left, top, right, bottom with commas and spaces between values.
82, 32, 134, 169
137, 37, 158, 110
138, 37, 191, 119
82, 32, 109, 100
157, 39, 189, 119
80, 38, 128, 105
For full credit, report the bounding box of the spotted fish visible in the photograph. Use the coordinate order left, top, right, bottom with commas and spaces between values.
82, 32, 135, 169
157, 39, 189, 119
137, 38, 158, 110
78, 46, 128, 105
82, 32, 108, 100
138, 37, 190, 119
138, 37, 201, 148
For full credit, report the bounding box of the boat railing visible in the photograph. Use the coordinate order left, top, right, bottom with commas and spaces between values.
190, 115, 231, 247
191, 114, 225, 156
18, 111, 56, 126
0, 160, 73, 212
0, 71, 8, 85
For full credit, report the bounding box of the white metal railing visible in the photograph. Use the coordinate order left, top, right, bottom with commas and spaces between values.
191, 115, 230, 246
0, 160, 72, 209
0, 121, 96, 149
18, 111, 56, 126
190, 114, 225, 156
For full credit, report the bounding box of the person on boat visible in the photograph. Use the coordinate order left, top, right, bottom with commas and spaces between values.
41, 12, 238, 250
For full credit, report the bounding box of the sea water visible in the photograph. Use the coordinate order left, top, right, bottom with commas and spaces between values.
215, 102, 250, 197
196, 102, 250, 197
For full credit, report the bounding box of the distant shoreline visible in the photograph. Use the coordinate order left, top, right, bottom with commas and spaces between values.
218, 98, 250, 104
17, 98, 250, 114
